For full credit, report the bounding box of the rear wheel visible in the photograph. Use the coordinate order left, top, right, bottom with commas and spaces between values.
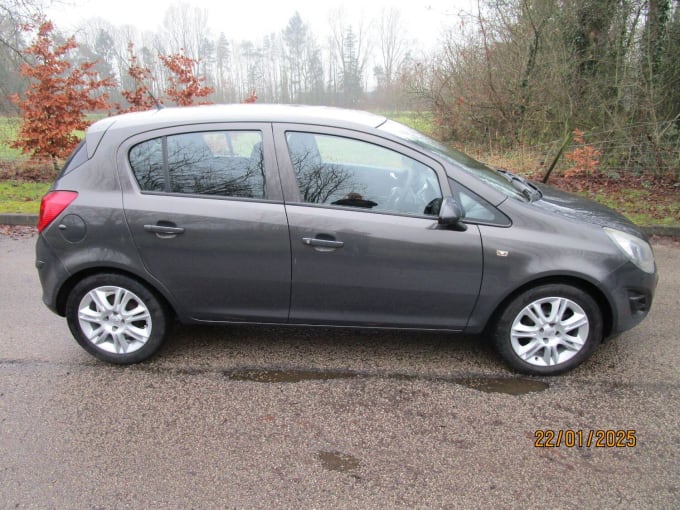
493, 284, 603, 375
66, 273, 169, 364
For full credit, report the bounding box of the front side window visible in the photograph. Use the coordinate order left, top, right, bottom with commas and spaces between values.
286, 132, 442, 216
379, 119, 526, 201
129, 130, 265, 199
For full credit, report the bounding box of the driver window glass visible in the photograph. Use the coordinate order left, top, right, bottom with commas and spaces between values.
286, 132, 442, 216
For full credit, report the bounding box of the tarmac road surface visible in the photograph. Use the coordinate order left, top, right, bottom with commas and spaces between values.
1, 231, 679, 509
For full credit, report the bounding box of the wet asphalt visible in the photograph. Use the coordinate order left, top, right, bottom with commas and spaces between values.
1, 233, 679, 509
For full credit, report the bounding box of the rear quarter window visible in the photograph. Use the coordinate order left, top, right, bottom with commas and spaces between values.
58, 141, 88, 177
129, 138, 164, 192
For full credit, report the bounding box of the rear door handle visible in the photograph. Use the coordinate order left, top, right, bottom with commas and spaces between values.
302, 237, 344, 250
144, 224, 185, 238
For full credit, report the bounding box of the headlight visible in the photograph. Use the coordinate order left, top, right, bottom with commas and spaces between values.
604, 228, 656, 274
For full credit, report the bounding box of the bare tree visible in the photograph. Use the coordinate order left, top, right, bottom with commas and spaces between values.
328, 8, 372, 107
376, 7, 408, 107
0, 0, 43, 56
0, 0, 46, 111
161, 2, 211, 66
214, 32, 234, 102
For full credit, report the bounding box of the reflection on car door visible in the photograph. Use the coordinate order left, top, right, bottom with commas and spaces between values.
275, 125, 484, 330
120, 125, 291, 322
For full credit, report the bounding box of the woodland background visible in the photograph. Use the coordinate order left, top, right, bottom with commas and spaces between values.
1, 0, 678, 191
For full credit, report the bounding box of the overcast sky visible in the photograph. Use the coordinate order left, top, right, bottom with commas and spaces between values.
48, 0, 473, 50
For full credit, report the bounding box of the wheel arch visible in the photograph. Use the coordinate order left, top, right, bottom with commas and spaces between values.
484, 276, 614, 339
55, 266, 177, 320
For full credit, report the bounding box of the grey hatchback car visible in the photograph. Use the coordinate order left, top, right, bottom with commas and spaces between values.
35, 105, 658, 375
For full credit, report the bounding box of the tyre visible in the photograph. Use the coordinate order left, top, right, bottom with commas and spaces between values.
493, 284, 603, 376
65, 273, 169, 364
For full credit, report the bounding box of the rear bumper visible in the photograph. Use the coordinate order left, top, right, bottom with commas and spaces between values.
35, 235, 70, 316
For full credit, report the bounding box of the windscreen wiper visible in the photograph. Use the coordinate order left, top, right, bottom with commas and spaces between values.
496, 168, 542, 202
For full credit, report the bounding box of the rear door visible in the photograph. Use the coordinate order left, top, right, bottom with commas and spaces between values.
274, 124, 484, 330
118, 123, 291, 322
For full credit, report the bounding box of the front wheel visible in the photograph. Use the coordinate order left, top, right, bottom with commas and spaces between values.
493, 284, 603, 375
66, 273, 169, 364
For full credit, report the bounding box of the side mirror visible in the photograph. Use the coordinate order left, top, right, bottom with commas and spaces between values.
438, 197, 467, 230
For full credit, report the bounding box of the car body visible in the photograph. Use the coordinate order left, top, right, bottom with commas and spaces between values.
35, 104, 658, 375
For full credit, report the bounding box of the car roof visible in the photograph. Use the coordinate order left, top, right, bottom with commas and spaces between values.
86, 104, 385, 153
85, 104, 388, 158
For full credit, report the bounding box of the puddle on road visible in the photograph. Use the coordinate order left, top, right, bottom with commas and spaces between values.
222, 368, 548, 394
224, 368, 357, 383
455, 377, 549, 395
317, 450, 361, 473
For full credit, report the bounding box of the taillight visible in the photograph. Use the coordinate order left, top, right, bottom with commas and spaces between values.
37, 191, 78, 232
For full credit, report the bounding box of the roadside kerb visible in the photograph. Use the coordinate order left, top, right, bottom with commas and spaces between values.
0, 214, 37, 226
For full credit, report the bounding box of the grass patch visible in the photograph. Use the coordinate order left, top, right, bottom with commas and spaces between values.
575, 187, 680, 226
0, 117, 25, 160
382, 111, 438, 137
0, 180, 50, 214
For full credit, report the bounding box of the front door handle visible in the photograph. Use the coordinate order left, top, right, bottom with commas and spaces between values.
144, 224, 185, 238
302, 237, 344, 250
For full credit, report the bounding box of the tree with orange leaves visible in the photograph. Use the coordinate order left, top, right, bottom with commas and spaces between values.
11, 20, 114, 172
159, 50, 214, 106
242, 90, 258, 103
118, 42, 158, 112
564, 129, 601, 179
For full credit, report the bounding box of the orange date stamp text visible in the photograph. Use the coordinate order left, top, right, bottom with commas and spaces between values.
534, 429, 637, 448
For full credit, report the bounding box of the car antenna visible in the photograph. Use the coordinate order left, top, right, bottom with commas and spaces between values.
147, 89, 164, 111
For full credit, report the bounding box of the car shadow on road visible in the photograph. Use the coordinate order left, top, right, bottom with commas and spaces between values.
153, 323, 506, 378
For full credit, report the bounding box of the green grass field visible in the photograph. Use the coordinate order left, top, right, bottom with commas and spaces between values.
577, 188, 680, 227
0, 117, 25, 160
382, 111, 438, 137
0, 181, 50, 214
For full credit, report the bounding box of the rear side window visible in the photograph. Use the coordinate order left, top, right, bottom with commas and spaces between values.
129, 131, 265, 199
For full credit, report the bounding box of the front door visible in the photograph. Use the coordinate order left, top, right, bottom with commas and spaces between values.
275, 125, 483, 330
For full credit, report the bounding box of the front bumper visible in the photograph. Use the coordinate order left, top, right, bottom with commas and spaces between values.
603, 261, 658, 338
